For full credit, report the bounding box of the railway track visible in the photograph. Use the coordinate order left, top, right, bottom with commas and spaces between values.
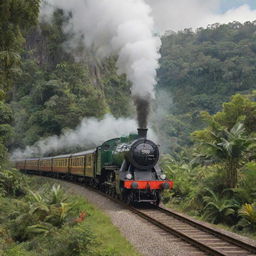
129, 205, 256, 256
82, 181, 256, 256
30, 174, 256, 256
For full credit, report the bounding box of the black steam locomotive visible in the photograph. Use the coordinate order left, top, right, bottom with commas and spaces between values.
15, 128, 173, 205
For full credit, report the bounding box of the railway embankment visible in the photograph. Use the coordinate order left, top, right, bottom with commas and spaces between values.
0, 169, 139, 256
48, 178, 207, 256
40, 176, 256, 256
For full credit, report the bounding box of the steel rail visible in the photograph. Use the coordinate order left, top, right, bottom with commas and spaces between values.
26, 173, 256, 256
156, 206, 256, 254
68, 181, 256, 256
128, 206, 227, 256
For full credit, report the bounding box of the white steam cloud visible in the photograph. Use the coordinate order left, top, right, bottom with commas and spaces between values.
42, 0, 161, 101
12, 115, 157, 159
13, 0, 161, 159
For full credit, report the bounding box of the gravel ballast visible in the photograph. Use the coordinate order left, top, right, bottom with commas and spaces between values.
55, 180, 207, 256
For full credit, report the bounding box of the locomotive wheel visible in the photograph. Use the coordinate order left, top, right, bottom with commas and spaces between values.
153, 198, 160, 207
153, 192, 160, 206
124, 192, 133, 205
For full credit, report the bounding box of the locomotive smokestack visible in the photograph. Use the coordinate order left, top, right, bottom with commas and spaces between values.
137, 128, 148, 138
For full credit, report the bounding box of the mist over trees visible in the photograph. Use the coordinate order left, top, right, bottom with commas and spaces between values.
1, 2, 256, 160
1, 1, 256, 161
9, 9, 132, 152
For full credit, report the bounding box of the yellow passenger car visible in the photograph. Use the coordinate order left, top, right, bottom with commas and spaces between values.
52, 154, 70, 173
39, 157, 52, 172
25, 158, 39, 171
70, 150, 95, 177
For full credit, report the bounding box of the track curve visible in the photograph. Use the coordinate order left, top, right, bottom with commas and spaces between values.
130, 206, 256, 256
24, 172, 256, 256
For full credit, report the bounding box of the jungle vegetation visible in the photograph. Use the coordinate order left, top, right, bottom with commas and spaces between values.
157, 22, 256, 235
1, 0, 256, 239
0, 3, 138, 255
0, 170, 139, 255
157, 21, 256, 149
161, 92, 256, 236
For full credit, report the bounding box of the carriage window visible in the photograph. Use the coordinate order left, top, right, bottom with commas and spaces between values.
87, 155, 91, 167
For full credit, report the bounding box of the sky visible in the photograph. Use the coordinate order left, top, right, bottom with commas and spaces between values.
219, 0, 256, 12
145, 0, 256, 33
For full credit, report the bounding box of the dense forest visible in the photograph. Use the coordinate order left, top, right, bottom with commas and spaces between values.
1, 0, 256, 249
1, 2, 132, 159
2, 4, 256, 157
156, 21, 256, 149
157, 22, 256, 235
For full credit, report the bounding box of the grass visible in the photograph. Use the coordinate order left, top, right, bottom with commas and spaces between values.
0, 170, 141, 256
80, 199, 139, 256
31, 175, 141, 256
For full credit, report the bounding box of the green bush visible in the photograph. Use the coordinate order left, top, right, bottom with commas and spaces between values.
202, 188, 240, 225
0, 179, 96, 255
0, 170, 28, 197
233, 162, 256, 204
6, 184, 80, 242
24, 224, 94, 256
4, 245, 37, 256
236, 203, 256, 232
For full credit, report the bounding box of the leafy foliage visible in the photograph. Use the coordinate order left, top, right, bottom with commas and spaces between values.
193, 121, 255, 188
159, 22, 256, 115
0, 171, 139, 255
0, 0, 40, 164
157, 22, 256, 149
191, 92, 256, 188
0, 169, 27, 197
0, 0, 40, 90
202, 188, 239, 225
160, 92, 256, 237
238, 203, 256, 232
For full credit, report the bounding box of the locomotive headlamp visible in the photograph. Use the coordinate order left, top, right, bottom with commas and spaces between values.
126, 173, 132, 180
160, 174, 166, 180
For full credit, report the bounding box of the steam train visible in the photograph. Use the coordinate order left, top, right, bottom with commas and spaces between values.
15, 128, 173, 205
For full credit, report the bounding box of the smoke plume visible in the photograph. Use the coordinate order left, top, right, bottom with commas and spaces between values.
12, 115, 135, 159
41, 0, 161, 128
12, 115, 157, 159
134, 97, 150, 129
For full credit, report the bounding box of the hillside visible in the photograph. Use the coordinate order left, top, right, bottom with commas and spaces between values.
155, 21, 256, 150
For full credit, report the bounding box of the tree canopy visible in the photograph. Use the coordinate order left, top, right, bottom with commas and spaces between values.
156, 21, 256, 150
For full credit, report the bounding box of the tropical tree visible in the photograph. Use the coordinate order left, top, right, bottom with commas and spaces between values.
193, 122, 255, 188
0, 0, 41, 90
192, 93, 256, 188
202, 188, 239, 224
0, 0, 40, 165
